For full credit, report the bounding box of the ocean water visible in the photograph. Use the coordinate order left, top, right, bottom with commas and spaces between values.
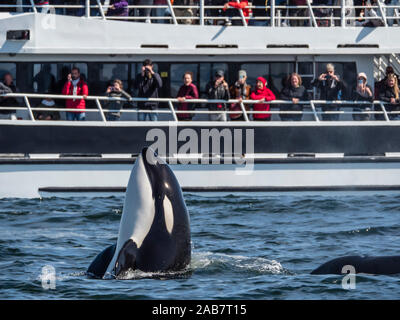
1, 192, 400, 300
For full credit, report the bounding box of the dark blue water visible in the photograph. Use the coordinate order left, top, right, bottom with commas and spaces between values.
1, 192, 400, 299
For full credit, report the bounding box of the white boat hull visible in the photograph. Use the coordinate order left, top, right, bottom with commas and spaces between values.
1, 157, 400, 198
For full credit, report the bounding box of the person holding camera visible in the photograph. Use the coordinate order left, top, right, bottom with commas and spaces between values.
62, 67, 88, 121
205, 70, 230, 121
104, 79, 132, 121
134, 59, 163, 121
312, 63, 344, 121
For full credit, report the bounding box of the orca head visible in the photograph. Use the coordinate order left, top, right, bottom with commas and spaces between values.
104, 147, 190, 278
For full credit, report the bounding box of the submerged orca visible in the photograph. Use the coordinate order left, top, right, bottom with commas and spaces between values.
87, 147, 191, 279
311, 255, 400, 275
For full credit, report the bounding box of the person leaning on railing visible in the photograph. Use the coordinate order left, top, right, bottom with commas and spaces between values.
176, 71, 199, 121
351, 72, 373, 121
222, 0, 251, 25
106, 0, 129, 17
250, 77, 276, 121
378, 73, 400, 120
279, 72, 309, 121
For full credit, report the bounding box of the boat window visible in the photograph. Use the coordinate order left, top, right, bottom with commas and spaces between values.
170, 64, 198, 97
0, 63, 17, 84
33, 63, 57, 93
240, 63, 269, 88
270, 63, 296, 93
298, 62, 313, 75
89, 63, 129, 96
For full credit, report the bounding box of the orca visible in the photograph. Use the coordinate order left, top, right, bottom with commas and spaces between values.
87, 147, 191, 279
311, 255, 400, 275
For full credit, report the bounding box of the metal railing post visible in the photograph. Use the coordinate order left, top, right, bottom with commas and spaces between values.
379, 102, 391, 121
310, 100, 320, 122
239, 102, 250, 122
96, 0, 106, 19
306, 0, 318, 27
85, 0, 90, 18
168, 100, 179, 121
341, 0, 346, 27
166, 0, 178, 25
200, 0, 205, 26
271, 0, 276, 27
23, 96, 36, 121
16, 0, 23, 13
377, 0, 388, 27
95, 98, 107, 122
235, 0, 248, 26
29, 0, 37, 13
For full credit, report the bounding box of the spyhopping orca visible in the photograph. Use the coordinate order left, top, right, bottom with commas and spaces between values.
87, 147, 191, 279
311, 255, 400, 275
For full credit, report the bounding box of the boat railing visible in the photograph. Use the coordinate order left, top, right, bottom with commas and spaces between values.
0, 92, 397, 123
1, 1, 399, 28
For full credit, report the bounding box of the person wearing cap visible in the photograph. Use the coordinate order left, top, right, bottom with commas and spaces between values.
312, 63, 344, 121
206, 70, 230, 121
280, 73, 309, 121
229, 70, 251, 121
134, 58, 163, 121
250, 77, 276, 121
351, 72, 373, 121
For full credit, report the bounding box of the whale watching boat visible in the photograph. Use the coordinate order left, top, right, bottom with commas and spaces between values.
1, 1, 400, 198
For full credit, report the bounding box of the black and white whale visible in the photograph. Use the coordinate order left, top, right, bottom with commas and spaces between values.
311, 255, 400, 275
87, 147, 191, 279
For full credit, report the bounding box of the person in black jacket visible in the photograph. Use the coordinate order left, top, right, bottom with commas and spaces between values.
312, 63, 344, 121
351, 72, 373, 121
134, 59, 163, 121
280, 73, 309, 121
379, 73, 400, 120
205, 70, 230, 121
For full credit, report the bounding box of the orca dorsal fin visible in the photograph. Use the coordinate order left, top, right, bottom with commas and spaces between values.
87, 244, 116, 279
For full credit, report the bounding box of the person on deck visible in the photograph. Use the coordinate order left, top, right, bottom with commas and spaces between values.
62, 67, 89, 121
250, 77, 276, 121
176, 71, 199, 121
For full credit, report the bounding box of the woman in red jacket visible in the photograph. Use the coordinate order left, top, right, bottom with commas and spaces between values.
250, 77, 276, 121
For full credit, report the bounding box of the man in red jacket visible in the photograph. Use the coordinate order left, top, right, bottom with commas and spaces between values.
62, 67, 88, 121
250, 77, 276, 121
